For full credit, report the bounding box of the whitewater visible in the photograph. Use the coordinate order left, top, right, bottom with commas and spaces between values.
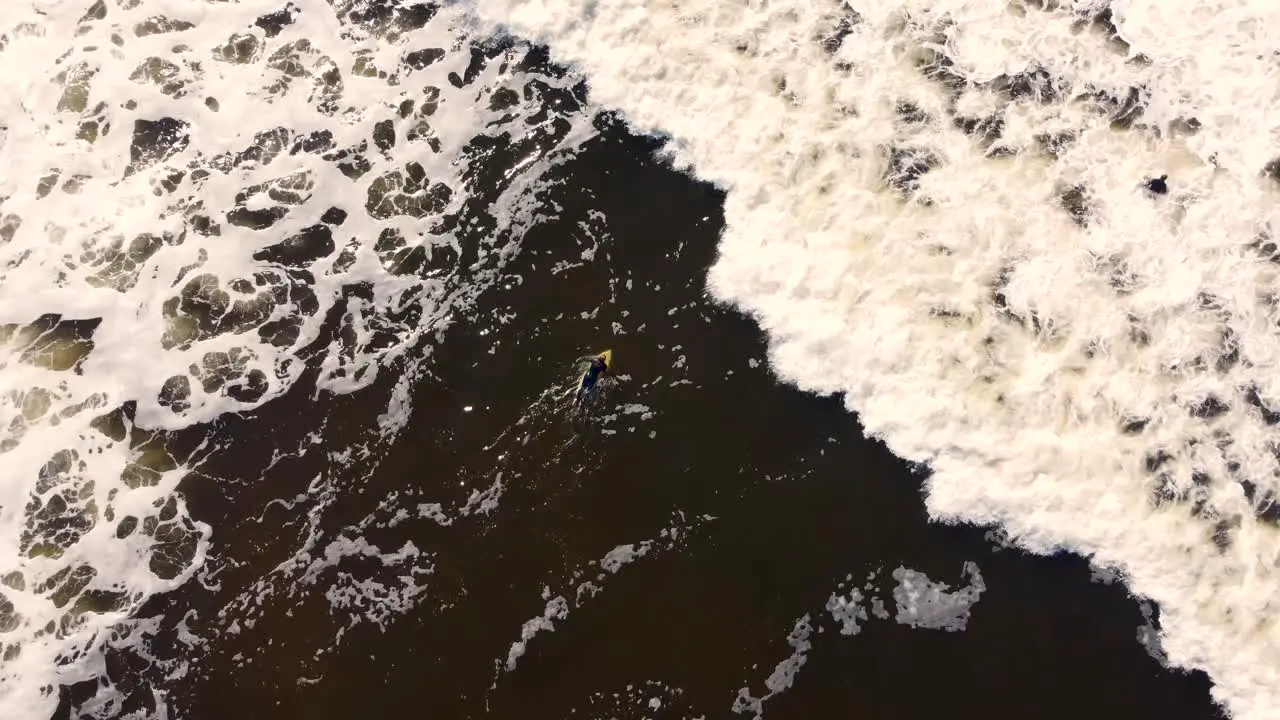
1, 0, 1277, 717
0, 0, 597, 716
471, 0, 1280, 717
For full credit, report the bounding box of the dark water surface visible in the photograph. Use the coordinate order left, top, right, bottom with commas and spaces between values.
66, 118, 1221, 719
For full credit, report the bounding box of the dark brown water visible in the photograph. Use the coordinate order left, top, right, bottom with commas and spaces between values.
60, 117, 1222, 720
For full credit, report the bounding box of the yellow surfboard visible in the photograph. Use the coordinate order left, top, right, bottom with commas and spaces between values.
574, 349, 612, 397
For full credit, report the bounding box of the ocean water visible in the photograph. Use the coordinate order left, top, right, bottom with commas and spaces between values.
1, 0, 596, 713
473, 0, 1280, 717
0, 0, 1269, 717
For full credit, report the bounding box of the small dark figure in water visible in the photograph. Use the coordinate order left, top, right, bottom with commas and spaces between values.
574, 355, 609, 407
1145, 174, 1168, 195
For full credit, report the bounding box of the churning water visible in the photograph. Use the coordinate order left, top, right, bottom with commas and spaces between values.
1, 0, 1277, 718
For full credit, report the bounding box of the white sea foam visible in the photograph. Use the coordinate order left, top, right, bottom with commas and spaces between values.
827, 562, 984, 635
0, 0, 596, 715
473, 0, 1280, 715
892, 561, 985, 631
499, 512, 711, 675
732, 614, 813, 719
575, 679, 690, 717
737, 563, 985, 717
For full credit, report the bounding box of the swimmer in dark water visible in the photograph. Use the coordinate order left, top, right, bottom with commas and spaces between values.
574, 354, 609, 407
1145, 174, 1168, 196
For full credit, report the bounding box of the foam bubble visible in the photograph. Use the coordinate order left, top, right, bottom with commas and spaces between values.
497, 512, 710, 675
473, 0, 1280, 715
732, 614, 813, 719
892, 561, 986, 631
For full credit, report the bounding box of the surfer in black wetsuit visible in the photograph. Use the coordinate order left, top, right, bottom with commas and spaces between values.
1145, 174, 1168, 196
575, 354, 609, 407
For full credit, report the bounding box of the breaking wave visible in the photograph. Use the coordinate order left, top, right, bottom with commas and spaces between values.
472, 0, 1280, 716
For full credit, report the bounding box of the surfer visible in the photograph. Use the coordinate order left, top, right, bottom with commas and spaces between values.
1144, 174, 1168, 196
574, 353, 610, 407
